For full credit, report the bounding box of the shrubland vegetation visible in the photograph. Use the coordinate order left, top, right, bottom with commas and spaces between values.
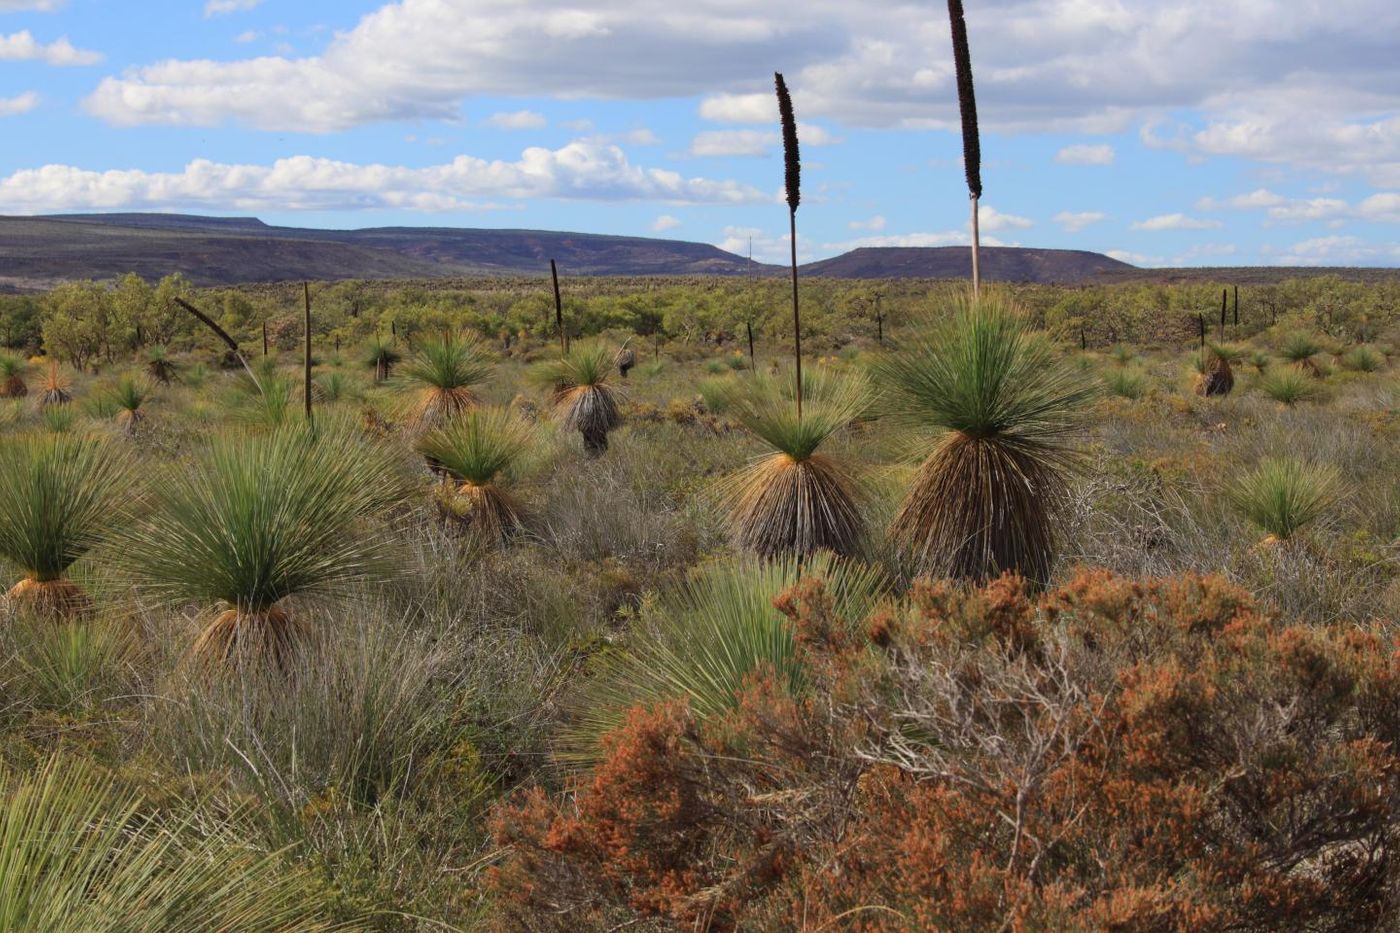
0, 266, 1397, 929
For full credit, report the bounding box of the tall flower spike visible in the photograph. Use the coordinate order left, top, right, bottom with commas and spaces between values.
947, 0, 981, 200
775, 72, 801, 212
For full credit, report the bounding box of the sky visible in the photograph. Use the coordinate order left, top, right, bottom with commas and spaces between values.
1, 0, 1399, 267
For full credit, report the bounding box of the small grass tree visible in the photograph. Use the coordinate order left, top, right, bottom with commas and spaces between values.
123, 421, 408, 667
533, 343, 622, 456
1230, 457, 1345, 545
719, 368, 869, 559
415, 408, 538, 542
399, 334, 492, 431
873, 292, 1096, 585
0, 434, 133, 619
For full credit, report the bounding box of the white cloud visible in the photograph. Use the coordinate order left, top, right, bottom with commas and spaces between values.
0, 30, 101, 65
0, 91, 38, 116
1269, 235, 1400, 266
1106, 249, 1165, 267
1196, 188, 1285, 211
979, 205, 1033, 231
484, 109, 547, 130
824, 231, 1011, 251
205, 0, 262, 16
849, 214, 886, 231
233, 30, 261, 43
0, 143, 768, 214
1358, 193, 1400, 223
699, 93, 773, 124
687, 122, 840, 158
1054, 210, 1106, 232
1055, 144, 1115, 165
1131, 213, 1223, 231
690, 129, 772, 157
1197, 188, 1400, 225
0, 1, 65, 9
650, 214, 681, 231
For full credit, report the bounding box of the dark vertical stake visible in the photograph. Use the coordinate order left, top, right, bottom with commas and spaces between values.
1220, 289, 1227, 340
262, 322, 268, 357
1199, 314, 1206, 350
550, 259, 565, 354
1080, 327, 1086, 351
746, 321, 756, 372
874, 291, 884, 344
1233, 285, 1239, 327
303, 282, 313, 421
391, 320, 397, 344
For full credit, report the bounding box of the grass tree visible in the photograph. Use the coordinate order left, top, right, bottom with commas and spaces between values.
227, 357, 294, 428
109, 375, 149, 435
415, 408, 538, 542
123, 422, 407, 667
719, 368, 869, 558
144, 345, 176, 385
1230, 457, 1345, 545
0, 434, 133, 619
1258, 366, 1321, 405
1279, 332, 1325, 377
38, 362, 72, 408
0, 755, 337, 931
364, 335, 402, 383
0, 353, 27, 398
399, 334, 491, 431
873, 292, 1097, 585
947, 0, 983, 293
533, 343, 621, 456
564, 553, 889, 762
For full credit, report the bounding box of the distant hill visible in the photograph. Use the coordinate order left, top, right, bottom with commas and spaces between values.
798, 246, 1135, 282
0, 213, 767, 287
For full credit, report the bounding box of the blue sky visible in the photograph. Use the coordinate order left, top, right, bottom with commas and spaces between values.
2, 0, 1399, 267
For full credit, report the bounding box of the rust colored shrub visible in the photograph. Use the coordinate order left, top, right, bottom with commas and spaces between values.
489, 569, 1400, 930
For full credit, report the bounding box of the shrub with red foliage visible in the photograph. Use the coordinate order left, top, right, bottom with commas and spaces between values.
489, 569, 1400, 931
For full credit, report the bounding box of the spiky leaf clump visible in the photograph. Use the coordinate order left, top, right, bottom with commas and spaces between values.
1229, 457, 1345, 541
364, 336, 402, 382
0, 354, 26, 399
532, 343, 622, 456
872, 293, 1097, 584
144, 345, 176, 385
122, 422, 408, 663
39, 363, 72, 408
1258, 366, 1321, 405
1194, 350, 1234, 397
1342, 345, 1383, 372
1279, 332, 1323, 363
109, 375, 149, 434
416, 408, 538, 541
0, 434, 133, 610
1103, 366, 1148, 400
0, 755, 338, 931
564, 553, 889, 762
399, 335, 492, 430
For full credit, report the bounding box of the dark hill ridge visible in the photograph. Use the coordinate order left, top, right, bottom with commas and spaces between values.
0, 212, 1138, 287
799, 246, 1136, 282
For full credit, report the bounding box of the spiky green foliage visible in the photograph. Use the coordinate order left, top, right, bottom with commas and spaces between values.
40, 407, 75, 434
1343, 345, 1384, 372
1108, 344, 1135, 366
228, 358, 294, 428
416, 408, 537, 487
1248, 350, 1271, 373
564, 553, 889, 762
123, 421, 408, 616
872, 293, 1096, 583
364, 336, 402, 382
1209, 342, 1248, 363
0, 434, 133, 585
1229, 458, 1345, 541
38, 363, 71, 408
0, 354, 26, 399
718, 369, 869, 557
0, 755, 339, 931
1279, 332, 1323, 362
144, 345, 176, 385
1103, 366, 1148, 400
1258, 366, 1321, 404
532, 343, 621, 455
312, 370, 363, 404
416, 408, 538, 540
398, 335, 492, 430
